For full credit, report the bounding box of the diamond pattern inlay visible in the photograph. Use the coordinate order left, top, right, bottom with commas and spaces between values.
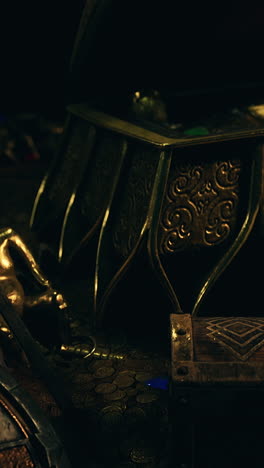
206, 318, 264, 361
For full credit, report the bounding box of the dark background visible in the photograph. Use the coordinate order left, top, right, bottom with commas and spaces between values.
0, 2, 264, 112
0, 2, 85, 112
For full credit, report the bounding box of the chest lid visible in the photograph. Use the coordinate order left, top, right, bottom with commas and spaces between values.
171, 314, 264, 386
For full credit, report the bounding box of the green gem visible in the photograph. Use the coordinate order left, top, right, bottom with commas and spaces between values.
184, 126, 210, 136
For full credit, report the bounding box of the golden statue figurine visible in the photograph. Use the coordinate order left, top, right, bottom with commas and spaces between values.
0, 227, 70, 355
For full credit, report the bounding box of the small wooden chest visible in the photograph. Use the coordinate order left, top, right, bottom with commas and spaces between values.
170, 314, 264, 467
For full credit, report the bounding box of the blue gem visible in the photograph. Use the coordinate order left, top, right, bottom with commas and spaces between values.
145, 377, 169, 390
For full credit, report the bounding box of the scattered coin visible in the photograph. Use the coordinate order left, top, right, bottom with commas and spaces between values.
92, 359, 114, 370
52, 327, 170, 466
130, 447, 156, 464
135, 373, 153, 383
114, 375, 135, 389
136, 393, 159, 404
120, 437, 141, 459
95, 383, 117, 394
104, 390, 127, 401
100, 405, 123, 415
100, 405, 123, 431
119, 370, 136, 377
125, 388, 138, 398
94, 366, 115, 378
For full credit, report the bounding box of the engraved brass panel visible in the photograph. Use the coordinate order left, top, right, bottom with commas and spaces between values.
112, 145, 159, 259
159, 159, 241, 254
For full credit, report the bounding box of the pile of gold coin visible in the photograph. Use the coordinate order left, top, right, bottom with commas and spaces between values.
65, 353, 169, 467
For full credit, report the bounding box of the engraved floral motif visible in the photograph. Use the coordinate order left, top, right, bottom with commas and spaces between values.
168, 165, 202, 199
216, 160, 241, 187
162, 206, 192, 253
159, 159, 241, 254
191, 181, 218, 215
205, 198, 237, 244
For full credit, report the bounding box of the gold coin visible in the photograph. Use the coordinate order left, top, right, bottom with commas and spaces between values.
94, 366, 115, 378
92, 359, 114, 370
104, 390, 126, 401
100, 405, 123, 429
136, 392, 159, 404
125, 387, 138, 397
130, 447, 156, 464
135, 373, 153, 383
95, 383, 117, 394
114, 375, 135, 389
120, 437, 140, 459
119, 370, 136, 376
100, 405, 123, 416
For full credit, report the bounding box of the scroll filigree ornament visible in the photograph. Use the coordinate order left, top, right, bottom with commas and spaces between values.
162, 206, 192, 254
160, 160, 241, 254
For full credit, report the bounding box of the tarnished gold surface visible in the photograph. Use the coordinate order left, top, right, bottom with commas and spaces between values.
248, 104, 264, 119
0, 227, 68, 321
131, 90, 168, 123
170, 314, 193, 362
68, 104, 264, 148
60, 342, 125, 360
0, 322, 13, 339
0, 446, 34, 467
